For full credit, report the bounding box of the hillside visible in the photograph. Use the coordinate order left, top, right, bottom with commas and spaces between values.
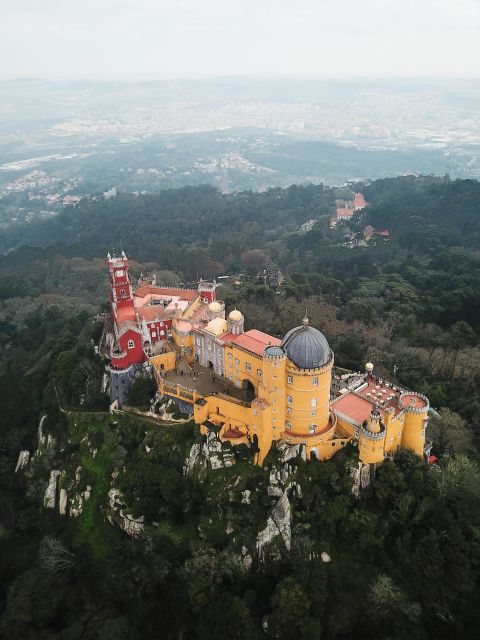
1, 176, 480, 638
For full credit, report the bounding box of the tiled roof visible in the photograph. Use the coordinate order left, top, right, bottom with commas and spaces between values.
331, 393, 374, 425
135, 285, 198, 301
232, 330, 281, 356
116, 307, 136, 323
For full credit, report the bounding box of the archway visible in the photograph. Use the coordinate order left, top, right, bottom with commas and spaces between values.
207, 360, 214, 369
242, 379, 255, 401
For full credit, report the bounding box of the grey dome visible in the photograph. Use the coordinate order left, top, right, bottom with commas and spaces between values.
281, 317, 331, 369
264, 345, 285, 358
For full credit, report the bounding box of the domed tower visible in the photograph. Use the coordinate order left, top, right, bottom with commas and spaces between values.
358, 407, 386, 464
399, 392, 429, 456
207, 300, 225, 320
281, 315, 333, 438
228, 309, 244, 335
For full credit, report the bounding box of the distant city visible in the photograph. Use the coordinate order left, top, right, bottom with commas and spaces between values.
1, 77, 479, 229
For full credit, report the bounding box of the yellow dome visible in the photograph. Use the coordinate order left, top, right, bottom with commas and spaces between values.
365, 362, 374, 372
228, 309, 243, 322
205, 317, 228, 336
208, 301, 222, 313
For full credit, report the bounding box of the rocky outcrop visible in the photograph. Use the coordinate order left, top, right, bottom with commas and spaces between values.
257, 489, 291, 560
350, 461, 372, 497
241, 489, 251, 504
15, 450, 30, 472
108, 488, 144, 538
59, 488, 68, 515
276, 441, 306, 463
44, 470, 60, 509
183, 432, 235, 476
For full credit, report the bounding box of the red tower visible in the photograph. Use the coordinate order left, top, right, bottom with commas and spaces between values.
108, 250, 134, 313
198, 278, 216, 303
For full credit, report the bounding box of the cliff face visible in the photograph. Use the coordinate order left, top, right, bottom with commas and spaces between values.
17, 410, 361, 570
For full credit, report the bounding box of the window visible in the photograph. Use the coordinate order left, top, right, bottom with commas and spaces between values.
272, 386, 277, 392
160, 330, 165, 336
311, 410, 316, 417
253, 409, 258, 416
257, 369, 262, 378
309, 424, 316, 434
311, 398, 317, 407
246, 362, 252, 372
287, 395, 292, 404
273, 399, 277, 404
286, 422, 292, 430
151, 331, 156, 338
287, 407, 292, 415
127, 339, 134, 349
228, 353, 233, 360
287, 375, 293, 384
235, 358, 240, 366
196, 338, 200, 346
120, 289, 126, 297
312, 378, 318, 386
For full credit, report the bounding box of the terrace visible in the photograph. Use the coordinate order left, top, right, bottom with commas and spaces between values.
157, 358, 250, 405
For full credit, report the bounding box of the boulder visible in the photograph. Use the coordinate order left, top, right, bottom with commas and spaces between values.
15, 450, 30, 473
59, 488, 68, 515
241, 489, 251, 504
256, 489, 291, 560
44, 470, 60, 509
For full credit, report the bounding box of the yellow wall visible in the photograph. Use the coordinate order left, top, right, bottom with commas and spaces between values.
224, 344, 262, 393
285, 358, 333, 438
149, 351, 176, 372
358, 430, 386, 464
260, 353, 286, 442
401, 409, 428, 456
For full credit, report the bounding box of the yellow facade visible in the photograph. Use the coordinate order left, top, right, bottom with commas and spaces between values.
150, 310, 430, 468
223, 343, 262, 393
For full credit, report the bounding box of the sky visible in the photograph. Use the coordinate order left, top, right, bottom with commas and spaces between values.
0, 0, 479, 80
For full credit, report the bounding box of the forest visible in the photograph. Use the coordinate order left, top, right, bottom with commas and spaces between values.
0, 175, 480, 639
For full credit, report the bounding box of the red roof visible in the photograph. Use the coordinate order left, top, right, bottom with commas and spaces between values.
218, 332, 237, 343
135, 285, 198, 301
232, 330, 281, 356
331, 393, 375, 425
336, 207, 354, 219
137, 306, 170, 322
116, 307, 136, 323
354, 193, 367, 208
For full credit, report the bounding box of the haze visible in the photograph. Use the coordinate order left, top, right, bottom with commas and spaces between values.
1, 0, 479, 80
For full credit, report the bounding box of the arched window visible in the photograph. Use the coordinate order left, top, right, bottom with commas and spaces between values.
309, 424, 316, 434
311, 398, 317, 407
127, 339, 134, 349
120, 289, 126, 297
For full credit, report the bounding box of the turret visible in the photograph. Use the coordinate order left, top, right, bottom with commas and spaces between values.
208, 300, 225, 320
399, 392, 429, 456
262, 345, 287, 443
228, 309, 244, 335
198, 278, 216, 303
358, 406, 386, 464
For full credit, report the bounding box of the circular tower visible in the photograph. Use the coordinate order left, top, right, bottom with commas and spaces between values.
358, 407, 386, 464
207, 300, 225, 320
399, 392, 429, 456
281, 316, 333, 438
228, 308, 244, 335
262, 345, 287, 443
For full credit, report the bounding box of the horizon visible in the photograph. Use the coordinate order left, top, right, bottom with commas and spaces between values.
1, 0, 479, 80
